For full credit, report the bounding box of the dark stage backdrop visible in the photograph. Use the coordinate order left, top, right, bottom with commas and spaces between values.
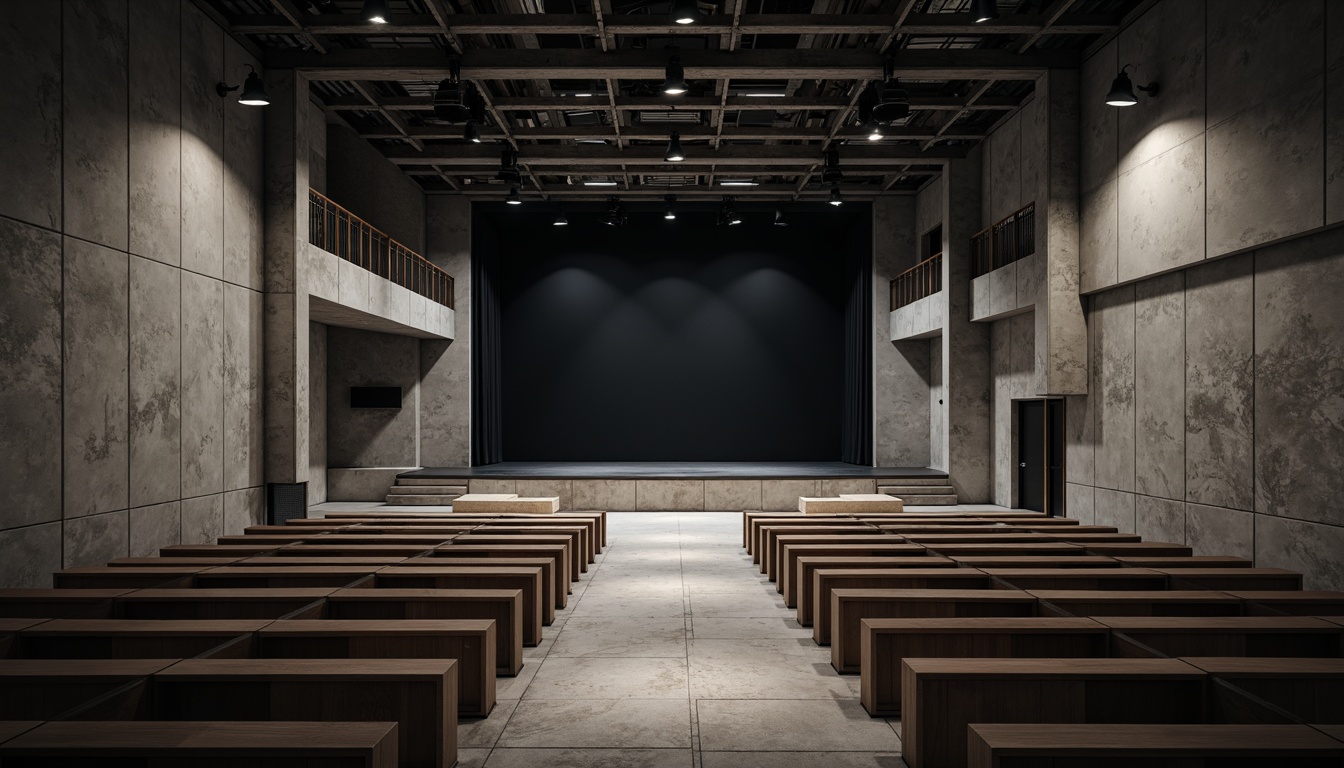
474, 204, 871, 462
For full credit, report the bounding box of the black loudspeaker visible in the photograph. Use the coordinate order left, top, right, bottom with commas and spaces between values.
266, 482, 308, 525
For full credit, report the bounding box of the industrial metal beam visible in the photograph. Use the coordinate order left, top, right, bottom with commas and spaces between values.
378, 143, 966, 167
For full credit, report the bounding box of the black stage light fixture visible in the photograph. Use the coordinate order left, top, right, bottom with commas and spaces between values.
821, 146, 843, 185
434, 60, 472, 123
362, 0, 392, 24
664, 195, 678, 220
670, 0, 700, 25
553, 208, 568, 226
857, 94, 884, 141
216, 65, 269, 106
603, 197, 628, 227
1106, 64, 1160, 106
773, 209, 789, 227
665, 131, 685, 162
663, 54, 688, 95
464, 120, 481, 143
719, 196, 742, 226
829, 184, 844, 207
496, 149, 522, 185
871, 60, 910, 125
970, 0, 998, 23
506, 185, 522, 205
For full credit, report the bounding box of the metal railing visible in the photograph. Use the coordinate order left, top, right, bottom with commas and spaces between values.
308, 189, 455, 308
971, 201, 1035, 279
890, 252, 943, 310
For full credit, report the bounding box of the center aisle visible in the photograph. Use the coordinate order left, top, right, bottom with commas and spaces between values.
459, 512, 904, 768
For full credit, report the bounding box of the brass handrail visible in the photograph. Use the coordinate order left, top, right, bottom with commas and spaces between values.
970, 201, 1035, 279
890, 252, 943, 311
308, 189, 455, 309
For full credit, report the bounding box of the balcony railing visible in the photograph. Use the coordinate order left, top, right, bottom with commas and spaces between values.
308, 189, 455, 309
971, 201, 1035, 279
890, 252, 942, 311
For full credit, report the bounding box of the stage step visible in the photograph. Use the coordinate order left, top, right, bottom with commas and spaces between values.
877, 477, 950, 487
396, 477, 467, 487
879, 485, 958, 506
385, 493, 463, 506
389, 485, 469, 495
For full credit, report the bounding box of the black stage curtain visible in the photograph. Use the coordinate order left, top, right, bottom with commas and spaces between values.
471, 212, 504, 466
840, 223, 873, 466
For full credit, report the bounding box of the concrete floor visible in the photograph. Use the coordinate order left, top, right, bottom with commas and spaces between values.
450, 512, 907, 768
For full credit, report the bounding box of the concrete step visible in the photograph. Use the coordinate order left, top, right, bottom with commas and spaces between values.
876, 477, 950, 486
879, 485, 956, 495
385, 494, 462, 505
397, 477, 466, 487
388, 485, 468, 495
889, 494, 959, 505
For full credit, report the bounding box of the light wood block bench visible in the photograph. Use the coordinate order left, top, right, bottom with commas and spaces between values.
1082, 542, 1194, 557
115, 588, 335, 620
0, 659, 175, 719
1231, 590, 1344, 615
1180, 657, 1344, 723
859, 617, 1110, 716
0, 720, 400, 767
950, 555, 1120, 569
0, 589, 129, 619
396, 556, 563, 609
808, 569, 993, 631
1115, 555, 1253, 568
901, 658, 1208, 768
375, 566, 547, 642
451, 494, 559, 514
983, 567, 1168, 591
15, 619, 268, 659
966, 723, 1344, 767
451, 535, 580, 577
52, 567, 200, 590
259, 619, 497, 717
153, 658, 455, 768
192, 566, 382, 590
429, 544, 573, 589
1098, 616, 1344, 658
1031, 590, 1245, 617
786, 555, 956, 608
1158, 567, 1304, 591
771, 536, 916, 581
776, 543, 927, 591
828, 589, 1039, 672
325, 588, 524, 676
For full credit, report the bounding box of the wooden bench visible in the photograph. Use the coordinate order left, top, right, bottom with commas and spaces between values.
901, 658, 1208, 768
395, 556, 563, 609
152, 658, 455, 768
1158, 567, 1304, 591
0, 659, 175, 719
115, 589, 334, 620
0, 720, 400, 767
917, 542, 1084, 557
742, 513, 844, 550
1098, 617, 1344, 657
108, 557, 244, 567
162, 544, 288, 557
897, 533, 1099, 545
238, 556, 411, 567
1115, 555, 1253, 568
192, 566, 381, 589
1180, 657, 1344, 723
754, 522, 871, 562
428, 544, 573, 590
774, 541, 925, 586
471, 526, 592, 565
807, 568, 993, 630
258, 619, 496, 717
828, 589, 1039, 672
15, 619, 268, 659
1231, 590, 1344, 615
768, 534, 902, 579
1082, 542, 1194, 557
325, 588, 524, 676
448, 536, 580, 578
1031, 590, 1245, 617
950, 555, 1120, 569
375, 566, 547, 642
966, 723, 1344, 767
282, 544, 442, 558
859, 616, 1109, 716
785, 555, 956, 607
52, 567, 201, 590
983, 567, 1168, 591
0, 620, 45, 657
0, 589, 129, 619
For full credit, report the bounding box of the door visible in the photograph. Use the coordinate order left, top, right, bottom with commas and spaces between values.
1017, 400, 1046, 512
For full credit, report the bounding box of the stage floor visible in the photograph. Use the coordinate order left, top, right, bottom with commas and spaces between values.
401, 462, 946, 480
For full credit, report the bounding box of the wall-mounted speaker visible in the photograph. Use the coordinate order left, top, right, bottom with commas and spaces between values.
350, 386, 402, 409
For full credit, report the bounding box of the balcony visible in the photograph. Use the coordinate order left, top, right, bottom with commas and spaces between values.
890, 253, 942, 311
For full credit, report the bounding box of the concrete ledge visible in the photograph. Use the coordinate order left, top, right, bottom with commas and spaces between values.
799, 494, 906, 513
452, 494, 560, 514
328, 467, 419, 502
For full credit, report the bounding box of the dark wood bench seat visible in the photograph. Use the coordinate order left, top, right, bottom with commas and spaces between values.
755, 522, 872, 561
950, 555, 1120, 568
0, 589, 130, 619
1031, 590, 1245, 617
238, 556, 411, 567
785, 555, 956, 607
395, 556, 563, 609
325, 588, 524, 676
114, 588, 335, 620
1158, 567, 1305, 591
1098, 616, 1344, 657
427, 544, 572, 590
807, 568, 993, 630
1082, 542, 1194, 557
918, 542, 1084, 557
152, 658, 456, 768
161, 544, 288, 557
828, 588, 1039, 672
375, 566, 547, 641
1179, 657, 1344, 723
859, 617, 1109, 716
0, 720, 400, 767
768, 535, 903, 580
0, 659, 176, 719
259, 619, 497, 717
282, 544, 442, 558
984, 567, 1168, 591
1115, 555, 1253, 568
776, 542, 926, 588
966, 723, 1344, 767
191, 566, 381, 589
471, 526, 591, 565
901, 657, 1208, 768
447, 536, 580, 578
15, 619, 269, 659
108, 557, 244, 567
52, 567, 201, 590
1227, 591, 1344, 615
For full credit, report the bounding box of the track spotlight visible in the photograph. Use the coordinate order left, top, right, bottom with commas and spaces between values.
669, 0, 700, 25
434, 60, 472, 123
663, 54, 688, 95
506, 185, 522, 205
553, 209, 568, 226
496, 149, 521, 185
603, 197, 628, 227
821, 146, 843, 185
718, 197, 742, 226
664, 132, 685, 162
664, 195, 678, 220
969, 0, 998, 23
216, 65, 269, 106
361, 0, 392, 24
1105, 64, 1159, 106
773, 209, 789, 227
829, 185, 844, 207
871, 60, 910, 124
464, 120, 481, 143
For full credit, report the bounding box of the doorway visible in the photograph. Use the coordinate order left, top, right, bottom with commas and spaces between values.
1017, 399, 1065, 516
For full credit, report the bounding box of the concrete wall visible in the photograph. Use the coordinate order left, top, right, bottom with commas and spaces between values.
0, 0, 265, 586
873, 197, 932, 467
326, 327, 422, 468
421, 197, 473, 467
326, 122, 427, 254
308, 322, 328, 504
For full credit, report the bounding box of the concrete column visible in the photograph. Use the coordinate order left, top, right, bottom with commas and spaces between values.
420, 196, 471, 467
262, 70, 311, 483
872, 197, 931, 467
942, 148, 993, 502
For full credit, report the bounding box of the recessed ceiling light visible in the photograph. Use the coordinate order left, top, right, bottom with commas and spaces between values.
719, 180, 758, 186
583, 180, 619, 187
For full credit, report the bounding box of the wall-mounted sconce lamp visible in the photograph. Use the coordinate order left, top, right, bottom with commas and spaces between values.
216, 65, 269, 106
1106, 64, 1159, 107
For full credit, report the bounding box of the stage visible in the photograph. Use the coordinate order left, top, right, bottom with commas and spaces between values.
400, 462, 946, 480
